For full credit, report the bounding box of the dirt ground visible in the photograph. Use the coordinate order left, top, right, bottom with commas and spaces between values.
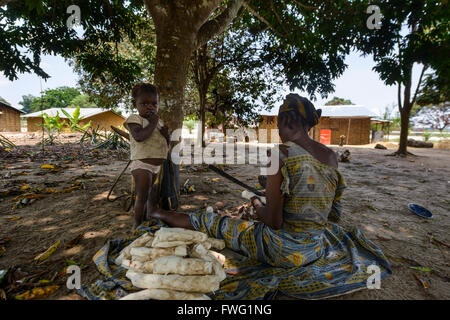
0, 132, 449, 300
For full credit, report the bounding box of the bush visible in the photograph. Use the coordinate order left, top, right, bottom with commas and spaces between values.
183, 114, 198, 132
423, 131, 432, 142
37, 112, 65, 145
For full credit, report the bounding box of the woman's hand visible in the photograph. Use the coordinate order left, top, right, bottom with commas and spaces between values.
250, 196, 264, 208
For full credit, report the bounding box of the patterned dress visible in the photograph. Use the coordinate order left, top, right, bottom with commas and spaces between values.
187, 141, 392, 299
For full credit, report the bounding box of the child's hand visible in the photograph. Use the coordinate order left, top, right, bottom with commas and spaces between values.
144, 110, 159, 124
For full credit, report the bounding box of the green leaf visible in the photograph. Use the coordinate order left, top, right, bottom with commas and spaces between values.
66, 259, 78, 266
60, 108, 71, 119
410, 266, 432, 272
73, 107, 81, 122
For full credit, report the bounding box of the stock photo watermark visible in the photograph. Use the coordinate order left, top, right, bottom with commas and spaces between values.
66, 5, 81, 30
66, 265, 81, 290
366, 5, 382, 30
169, 127, 280, 175
366, 264, 381, 289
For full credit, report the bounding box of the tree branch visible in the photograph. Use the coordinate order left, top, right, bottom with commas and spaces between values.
269, 0, 290, 36
143, 0, 166, 26
411, 64, 428, 107
196, 0, 246, 48
242, 3, 283, 38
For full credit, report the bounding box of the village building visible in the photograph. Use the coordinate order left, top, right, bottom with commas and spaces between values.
21, 108, 126, 132
0, 101, 24, 132
258, 105, 379, 145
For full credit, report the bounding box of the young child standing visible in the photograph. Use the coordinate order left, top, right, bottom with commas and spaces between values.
124, 83, 170, 231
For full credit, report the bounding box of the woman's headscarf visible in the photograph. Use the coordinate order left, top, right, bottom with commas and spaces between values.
278, 94, 322, 127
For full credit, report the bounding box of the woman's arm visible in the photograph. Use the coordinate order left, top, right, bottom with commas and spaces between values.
252, 158, 284, 230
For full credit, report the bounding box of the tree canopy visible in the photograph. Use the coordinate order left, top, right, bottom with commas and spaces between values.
28, 86, 80, 112
416, 72, 450, 107
325, 97, 354, 106
18, 94, 35, 113
353, 0, 450, 155
1, 0, 376, 129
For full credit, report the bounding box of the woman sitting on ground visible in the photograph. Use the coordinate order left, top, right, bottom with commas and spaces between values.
147, 94, 392, 299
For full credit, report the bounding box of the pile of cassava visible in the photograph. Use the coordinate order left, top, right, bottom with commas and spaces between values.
115, 227, 227, 300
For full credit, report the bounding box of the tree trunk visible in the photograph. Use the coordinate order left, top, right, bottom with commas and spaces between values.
199, 89, 206, 147
143, 0, 245, 209
153, 29, 196, 131
397, 107, 410, 156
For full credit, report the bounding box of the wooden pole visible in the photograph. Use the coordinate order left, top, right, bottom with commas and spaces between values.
346, 118, 351, 145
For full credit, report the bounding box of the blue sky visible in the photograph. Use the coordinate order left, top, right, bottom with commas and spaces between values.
0, 50, 423, 118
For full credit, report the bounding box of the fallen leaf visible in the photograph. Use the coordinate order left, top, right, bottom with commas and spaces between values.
325, 272, 333, 280
13, 193, 46, 201
37, 279, 51, 284
383, 176, 390, 180
40, 164, 55, 169
410, 266, 432, 272
413, 273, 429, 289
0, 288, 6, 300
34, 240, 61, 262
4, 216, 22, 221
367, 205, 377, 211
20, 185, 31, 191
65, 233, 84, 248
15, 285, 60, 300
56, 267, 68, 279
56, 186, 81, 194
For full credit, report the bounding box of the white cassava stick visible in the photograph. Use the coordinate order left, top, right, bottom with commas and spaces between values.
119, 288, 210, 300
190, 244, 227, 282
205, 238, 226, 250
115, 233, 154, 265
151, 240, 193, 248
130, 246, 187, 261
209, 250, 226, 265
153, 227, 208, 245
126, 270, 221, 293
153, 256, 213, 275
121, 259, 153, 273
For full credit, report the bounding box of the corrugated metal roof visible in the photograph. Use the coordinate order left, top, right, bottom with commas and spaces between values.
0, 101, 25, 113
260, 105, 379, 118
21, 108, 124, 119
